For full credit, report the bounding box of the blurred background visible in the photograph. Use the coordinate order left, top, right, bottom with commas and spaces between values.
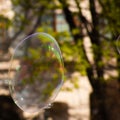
0, 0, 120, 120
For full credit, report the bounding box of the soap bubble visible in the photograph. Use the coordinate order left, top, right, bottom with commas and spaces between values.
9, 33, 64, 113
116, 35, 120, 54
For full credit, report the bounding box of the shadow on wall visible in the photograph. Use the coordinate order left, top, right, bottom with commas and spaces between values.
0, 95, 24, 120
44, 102, 69, 120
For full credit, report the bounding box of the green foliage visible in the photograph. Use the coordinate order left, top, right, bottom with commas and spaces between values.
72, 28, 80, 35
99, 0, 120, 35
70, 75, 80, 89
1, 0, 119, 91
60, 40, 88, 75
0, 15, 12, 29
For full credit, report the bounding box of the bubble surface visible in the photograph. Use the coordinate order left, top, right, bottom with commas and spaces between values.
9, 33, 64, 113
116, 35, 120, 54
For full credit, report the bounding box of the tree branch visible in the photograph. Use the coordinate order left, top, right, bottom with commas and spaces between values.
75, 0, 92, 35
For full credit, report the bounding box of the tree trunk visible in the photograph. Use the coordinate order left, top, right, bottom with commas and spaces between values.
90, 87, 107, 120
89, 0, 108, 119
116, 54, 120, 91
59, 0, 108, 119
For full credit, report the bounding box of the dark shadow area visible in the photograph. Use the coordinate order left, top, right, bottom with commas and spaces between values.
44, 102, 69, 120
91, 79, 120, 120
105, 80, 120, 120
0, 95, 25, 120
